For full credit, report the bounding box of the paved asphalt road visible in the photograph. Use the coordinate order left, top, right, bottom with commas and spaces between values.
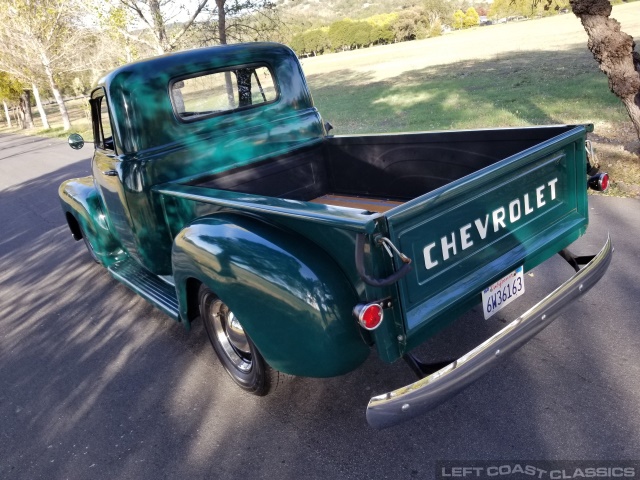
1, 132, 639, 480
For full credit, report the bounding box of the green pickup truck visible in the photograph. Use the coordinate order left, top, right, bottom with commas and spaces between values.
59, 42, 612, 428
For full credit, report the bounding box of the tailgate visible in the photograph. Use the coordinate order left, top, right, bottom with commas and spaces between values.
385, 126, 589, 347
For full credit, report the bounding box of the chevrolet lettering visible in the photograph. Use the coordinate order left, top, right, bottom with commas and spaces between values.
58, 43, 612, 428
424, 178, 559, 269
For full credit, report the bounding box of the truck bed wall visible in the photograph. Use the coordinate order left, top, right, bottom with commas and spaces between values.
186, 126, 576, 205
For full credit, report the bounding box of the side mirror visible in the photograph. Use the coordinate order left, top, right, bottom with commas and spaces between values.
324, 121, 334, 134
68, 133, 85, 150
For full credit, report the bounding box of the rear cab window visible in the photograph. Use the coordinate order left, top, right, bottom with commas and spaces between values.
170, 65, 278, 121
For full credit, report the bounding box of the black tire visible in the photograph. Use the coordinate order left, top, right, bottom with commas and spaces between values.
199, 285, 278, 396
79, 224, 100, 263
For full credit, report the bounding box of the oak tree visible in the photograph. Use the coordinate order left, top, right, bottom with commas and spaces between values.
463, 7, 480, 27
0, 72, 22, 127
0, 0, 84, 131
570, 0, 640, 140
114, 0, 209, 53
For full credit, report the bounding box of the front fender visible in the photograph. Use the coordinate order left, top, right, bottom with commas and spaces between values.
172, 214, 370, 378
58, 177, 122, 264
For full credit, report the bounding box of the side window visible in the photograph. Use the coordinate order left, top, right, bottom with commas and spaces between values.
91, 91, 115, 152
171, 65, 277, 121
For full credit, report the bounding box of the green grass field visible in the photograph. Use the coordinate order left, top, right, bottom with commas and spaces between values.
1, 97, 94, 140
302, 4, 639, 131
2, 3, 639, 194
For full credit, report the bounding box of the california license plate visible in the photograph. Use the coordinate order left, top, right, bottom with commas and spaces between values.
482, 266, 525, 320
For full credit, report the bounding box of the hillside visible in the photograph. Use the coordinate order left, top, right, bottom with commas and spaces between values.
299, 4, 638, 81
276, 0, 418, 23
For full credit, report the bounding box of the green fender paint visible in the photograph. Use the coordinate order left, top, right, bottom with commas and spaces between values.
172, 214, 370, 377
58, 177, 124, 265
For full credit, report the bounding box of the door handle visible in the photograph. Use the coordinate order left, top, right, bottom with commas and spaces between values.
102, 170, 118, 176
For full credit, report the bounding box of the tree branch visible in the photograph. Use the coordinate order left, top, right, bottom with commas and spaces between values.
167, 0, 209, 49
113, 24, 161, 52
120, 0, 154, 31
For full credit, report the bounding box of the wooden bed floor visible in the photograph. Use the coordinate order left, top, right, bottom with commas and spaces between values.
310, 194, 403, 213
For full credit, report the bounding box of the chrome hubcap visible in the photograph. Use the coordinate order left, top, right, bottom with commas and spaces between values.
226, 311, 250, 354
209, 300, 252, 372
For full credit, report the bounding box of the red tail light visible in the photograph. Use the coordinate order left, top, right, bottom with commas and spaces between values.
588, 172, 609, 192
353, 302, 384, 330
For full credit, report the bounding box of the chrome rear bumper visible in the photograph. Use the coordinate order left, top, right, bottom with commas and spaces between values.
366, 236, 613, 429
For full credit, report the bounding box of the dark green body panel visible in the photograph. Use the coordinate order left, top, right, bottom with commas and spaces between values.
172, 214, 370, 377
58, 177, 123, 265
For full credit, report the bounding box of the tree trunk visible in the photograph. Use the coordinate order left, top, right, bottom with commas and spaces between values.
217, 0, 227, 45
570, 0, 640, 140
148, 0, 169, 53
125, 44, 134, 63
217, 0, 235, 106
31, 83, 50, 130
41, 54, 71, 131
3, 99, 11, 128
20, 90, 34, 129
622, 96, 640, 133
13, 107, 22, 129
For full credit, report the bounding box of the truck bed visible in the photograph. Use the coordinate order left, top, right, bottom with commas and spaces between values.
186, 126, 581, 213
171, 124, 590, 356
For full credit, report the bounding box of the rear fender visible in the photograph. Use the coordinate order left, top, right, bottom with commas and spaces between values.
172, 214, 370, 378
59, 177, 122, 265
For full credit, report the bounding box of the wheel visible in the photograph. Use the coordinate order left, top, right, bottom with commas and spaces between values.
199, 285, 278, 395
79, 224, 99, 263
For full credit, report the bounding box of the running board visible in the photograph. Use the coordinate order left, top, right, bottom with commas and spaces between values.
108, 258, 180, 320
